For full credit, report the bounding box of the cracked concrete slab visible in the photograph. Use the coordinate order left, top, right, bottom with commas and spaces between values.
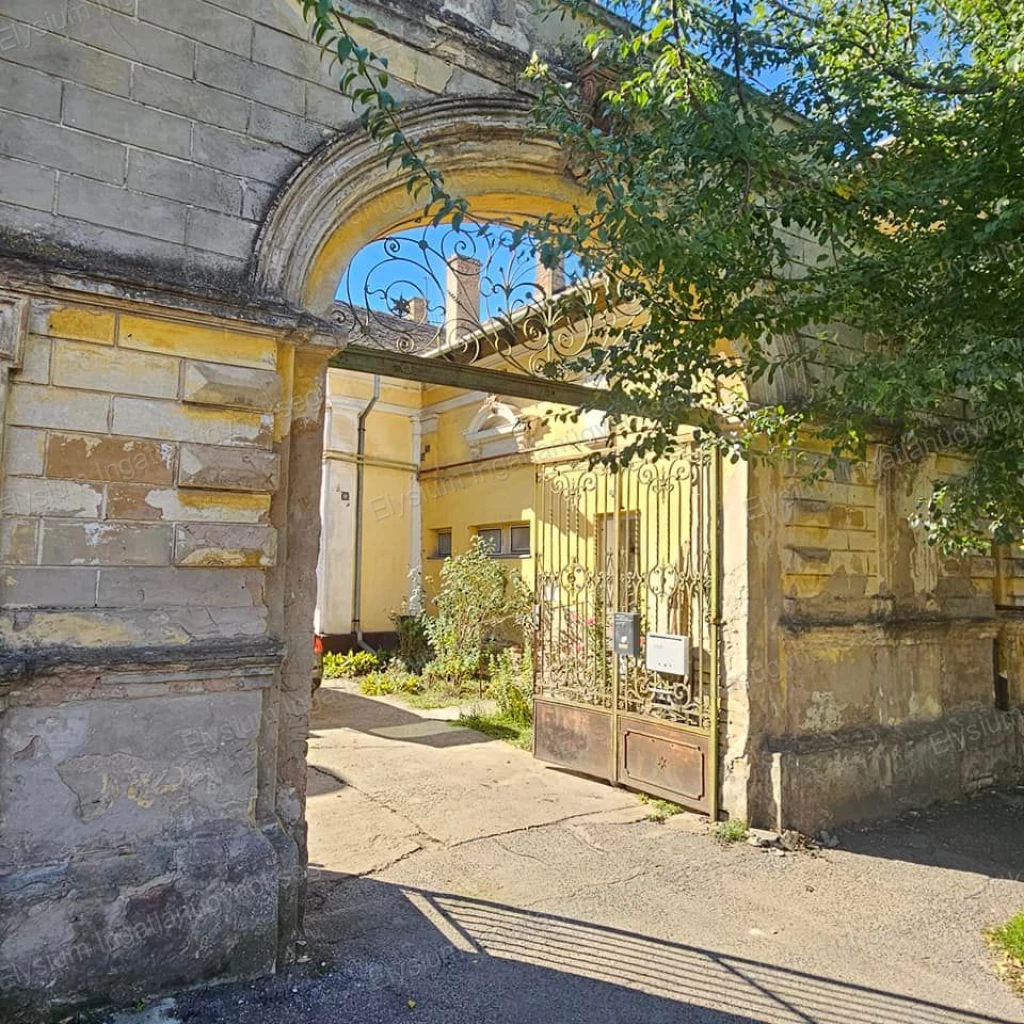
306, 684, 644, 861
307, 766, 426, 878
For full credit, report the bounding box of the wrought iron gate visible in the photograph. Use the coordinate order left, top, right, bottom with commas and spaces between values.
533, 446, 722, 818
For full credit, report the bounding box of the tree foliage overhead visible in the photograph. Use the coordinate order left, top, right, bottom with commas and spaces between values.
302, 0, 1024, 552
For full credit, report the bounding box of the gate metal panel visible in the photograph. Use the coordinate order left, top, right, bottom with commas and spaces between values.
533, 446, 721, 817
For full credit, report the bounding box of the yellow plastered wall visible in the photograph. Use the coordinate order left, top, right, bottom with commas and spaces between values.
418, 386, 606, 609
321, 370, 604, 635
420, 462, 537, 606
1, 300, 284, 648
780, 447, 881, 602
319, 369, 420, 636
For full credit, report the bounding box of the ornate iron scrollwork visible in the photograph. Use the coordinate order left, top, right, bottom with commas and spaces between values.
333, 220, 605, 381
535, 447, 715, 731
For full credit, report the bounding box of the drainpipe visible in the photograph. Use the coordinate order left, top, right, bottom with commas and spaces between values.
352, 376, 380, 654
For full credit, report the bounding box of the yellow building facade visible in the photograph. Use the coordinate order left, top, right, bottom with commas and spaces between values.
315, 368, 606, 647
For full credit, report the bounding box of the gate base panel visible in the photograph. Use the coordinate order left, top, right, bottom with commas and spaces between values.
534, 700, 613, 782
534, 700, 713, 815
618, 716, 710, 814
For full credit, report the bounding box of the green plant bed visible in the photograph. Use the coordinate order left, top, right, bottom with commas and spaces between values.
988, 911, 1024, 992
455, 712, 533, 750
358, 661, 420, 697
404, 688, 478, 710
324, 650, 379, 679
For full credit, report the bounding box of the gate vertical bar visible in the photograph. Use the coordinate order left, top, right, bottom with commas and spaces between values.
611, 462, 622, 783
707, 449, 722, 822
532, 464, 542, 755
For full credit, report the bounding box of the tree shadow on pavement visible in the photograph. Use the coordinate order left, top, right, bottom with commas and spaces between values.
833, 787, 1024, 883
308, 686, 496, 749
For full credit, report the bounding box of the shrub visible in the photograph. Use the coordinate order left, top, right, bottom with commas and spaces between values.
323, 650, 379, 678
422, 536, 533, 688
488, 648, 533, 727
422, 653, 482, 696
359, 659, 421, 697
392, 612, 431, 674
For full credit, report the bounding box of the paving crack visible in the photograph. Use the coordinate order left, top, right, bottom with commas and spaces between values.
309, 763, 443, 858
439, 803, 645, 854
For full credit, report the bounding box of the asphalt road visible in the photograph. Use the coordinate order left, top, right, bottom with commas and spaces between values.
99, 685, 1024, 1024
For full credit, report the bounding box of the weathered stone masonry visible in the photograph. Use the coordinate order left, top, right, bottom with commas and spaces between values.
0, 1, 582, 1017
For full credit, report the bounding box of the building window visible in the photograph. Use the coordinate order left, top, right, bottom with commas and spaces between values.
476, 527, 504, 555
510, 524, 531, 555
433, 529, 452, 558
474, 524, 530, 557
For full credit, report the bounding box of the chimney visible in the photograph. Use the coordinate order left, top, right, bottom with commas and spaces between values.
445, 257, 481, 346
407, 296, 428, 323
536, 257, 565, 298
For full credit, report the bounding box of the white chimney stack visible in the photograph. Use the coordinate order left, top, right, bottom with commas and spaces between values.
536, 257, 565, 297
445, 257, 481, 346
407, 296, 428, 323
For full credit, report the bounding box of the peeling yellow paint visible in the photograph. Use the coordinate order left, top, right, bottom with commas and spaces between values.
292, 350, 327, 426
120, 315, 277, 370
0, 612, 194, 647
178, 551, 270, 568
124, 488, 272, 524
0, 612, 139, 647
802, 690, 846, 731
126, 783, 153, 808
48, 306, 116, 345
177, 490, 271, 514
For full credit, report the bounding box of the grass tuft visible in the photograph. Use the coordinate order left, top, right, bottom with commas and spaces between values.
454, 712, 533, 750
713, 818, 750, 843
405, 688, 473, 710
987, 911, 1024, 992
638, 793, 684, 822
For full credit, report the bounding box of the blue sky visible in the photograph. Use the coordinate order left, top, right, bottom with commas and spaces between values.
337, 222, 584, 324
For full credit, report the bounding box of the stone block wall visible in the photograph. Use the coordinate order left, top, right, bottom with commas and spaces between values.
0, 292, 327, 1020
0, 0, 568, 297
1, 656, 281, 1017
0, 2, 591, 1016
0, 0, 599, 1017
737, 445, 1024, 832
0, 301, 280, 647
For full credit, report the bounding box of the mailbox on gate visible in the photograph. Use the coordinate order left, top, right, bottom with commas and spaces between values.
645, 633, 691, 677
613, 612, 641, 658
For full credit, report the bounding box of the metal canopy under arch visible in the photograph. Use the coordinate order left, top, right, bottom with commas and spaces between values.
328, 217, 632, 407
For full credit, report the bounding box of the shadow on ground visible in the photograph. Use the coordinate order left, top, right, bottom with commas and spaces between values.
308, 687, 492, 749
835, 787, 1024, 883
162, 872, 1023, 1024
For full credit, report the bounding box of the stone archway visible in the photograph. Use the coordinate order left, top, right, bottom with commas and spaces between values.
254, 95, 583, 314
0, 2, 610, 1015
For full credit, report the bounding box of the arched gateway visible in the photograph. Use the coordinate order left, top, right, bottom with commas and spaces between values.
0, 4, 668, 1017
2, 2, 1020, 1019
